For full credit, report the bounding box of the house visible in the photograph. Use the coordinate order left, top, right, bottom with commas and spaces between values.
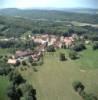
85, 40, 90, 45
7, 59, 17, 65
41, 34, 49, 41
63, 37, 74, 48
31, 51, 43, 62
32, 35, 48, 45
15, 50, 33, 59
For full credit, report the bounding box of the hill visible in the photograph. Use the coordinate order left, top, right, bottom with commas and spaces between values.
0, 8, 98, 24
0, 8, 98, 38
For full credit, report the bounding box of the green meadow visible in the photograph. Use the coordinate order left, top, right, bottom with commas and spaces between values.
0, 47, 98, 100
19, 47, 98, 100
0, 76, 10, 100
0, 49, 10, 100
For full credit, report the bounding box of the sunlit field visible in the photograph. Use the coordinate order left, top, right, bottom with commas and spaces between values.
0, 76, 10, 100
19, 47, 98, 100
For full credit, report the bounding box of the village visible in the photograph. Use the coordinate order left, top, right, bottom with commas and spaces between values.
7, 33, 81, 65
3, 32, 98, 100
0, 1, 98, 99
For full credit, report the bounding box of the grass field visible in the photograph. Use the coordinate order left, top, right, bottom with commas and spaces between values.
0, 49, 10, 100
0, 76, 10, 100
19, 47, 98, 100
0, 47, 98, 100
0, 48, 11, 56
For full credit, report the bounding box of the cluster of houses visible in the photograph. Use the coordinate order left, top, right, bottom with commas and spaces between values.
8, 50, 43, 65
7, 34, 78, 65
32, 34, 76, 49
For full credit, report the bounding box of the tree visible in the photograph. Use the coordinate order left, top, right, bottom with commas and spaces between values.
22, 61, 27, 66
28, 56, 33, 63
72, 81, 85, 94
80, 92, 98, 100
26, 87, 36, 100
92, 42, 98, 50
14, 60, 21, 67
47, 45, 56, 52
59, 53, 67, 61
84, 93, 98, 100
0, 60, 11, 75
20, 83, 36, 100
7, 85, 22, 100
0, 68, 6, 75
69, 50, 78, 60
9, 72, 25, 85
39, 29, 45, 33
71, 43, 86, 52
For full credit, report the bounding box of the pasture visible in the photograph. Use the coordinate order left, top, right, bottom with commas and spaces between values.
20, 47, 98, 100
0, 49, 10, 100
0, 76, 10, 100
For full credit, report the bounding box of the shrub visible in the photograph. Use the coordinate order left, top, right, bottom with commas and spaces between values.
0, 67, 11, 75
26, 87, 36, 100
19, 83, 36, 100
9, 72, 25, 85
71, 43, 86, 52
82, 93, 98, 100
69, 50, 78, 60
92, 42, 98, 50
32, 62, 37, 66
72, 81, 85, 94
72, 81, 98, 100
7, 84, 22, 100
14, 60, 21, 67
0, 60, 11, 76
0, 55, 3, 59
0, 68, 6, 75
80, 91, 87, 98
47, 45, 56, 52
59, 53, 67, 61
3, 57, 8, 62
28, 56, 33, 63
22, 61, 27, 66
39, 56, 44, 66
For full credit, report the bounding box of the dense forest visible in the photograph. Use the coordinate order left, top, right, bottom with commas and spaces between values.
0, 9, 98, 38
0, 8, 98, 24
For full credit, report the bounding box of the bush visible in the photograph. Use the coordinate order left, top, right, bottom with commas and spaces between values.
19, 83, 36, 100
0, 67, 11, 75
69, 50, 78, 60
9, 72, 25, 85
14, 60, 21, 67
0, 68, 6, 75
28, 56, 33, 63
38, 56, 44, 66
80, 91, 87, 98
59, 53, 67, 61
71, 43, 86, 52
84, 93, 98, 100
92, 42, 98, 50
0, 60, 11, 75
72, 81, 85, 94
7, 84, 22, 100
0, 55, 3, 59
72, 80, 98, 100
3, 57, 8, 62
32, 62, 37, 66
22, 61, 27, 66
47, 45, 56, 52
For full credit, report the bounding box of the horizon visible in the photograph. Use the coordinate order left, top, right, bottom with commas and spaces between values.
0, 7, 98, 10
0, 0, 98, 9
